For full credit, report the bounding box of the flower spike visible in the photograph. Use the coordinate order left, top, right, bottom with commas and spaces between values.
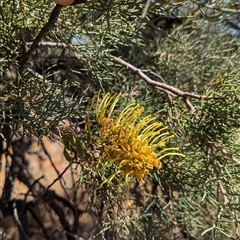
92, 93, 185, 195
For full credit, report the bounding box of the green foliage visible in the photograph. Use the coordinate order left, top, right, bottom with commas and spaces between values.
1, 0, 240, 239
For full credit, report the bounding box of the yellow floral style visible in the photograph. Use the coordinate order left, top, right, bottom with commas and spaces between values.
92, 92, 184, 190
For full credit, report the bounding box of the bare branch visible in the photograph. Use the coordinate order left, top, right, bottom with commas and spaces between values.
25, 67, 44, 79
40, 141, 70, 196
25, 41, 67, 48
9, 138, 82, 240
37, 163, 72, 200
212, 143, 240, 164
110, 55, 203, 100
217, 180, 230, 206
6, 158, 30, 239
184, 98, 198, 115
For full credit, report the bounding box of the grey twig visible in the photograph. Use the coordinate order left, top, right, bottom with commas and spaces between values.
212, 142, 240, 164
184, 97, 198, 115
6, 158, 30, 239
25, 67, 44, 79
110, 55, 203, 100
12, 200, 30, 240
25, 41, 67, 48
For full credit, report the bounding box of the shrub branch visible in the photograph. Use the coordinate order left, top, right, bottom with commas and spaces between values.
19, 4, 64, 71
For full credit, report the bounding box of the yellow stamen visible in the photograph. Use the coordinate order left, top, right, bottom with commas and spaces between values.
92, 92, 185, 200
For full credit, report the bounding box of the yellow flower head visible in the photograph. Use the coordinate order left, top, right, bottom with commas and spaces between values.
92, 92, 184, 189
